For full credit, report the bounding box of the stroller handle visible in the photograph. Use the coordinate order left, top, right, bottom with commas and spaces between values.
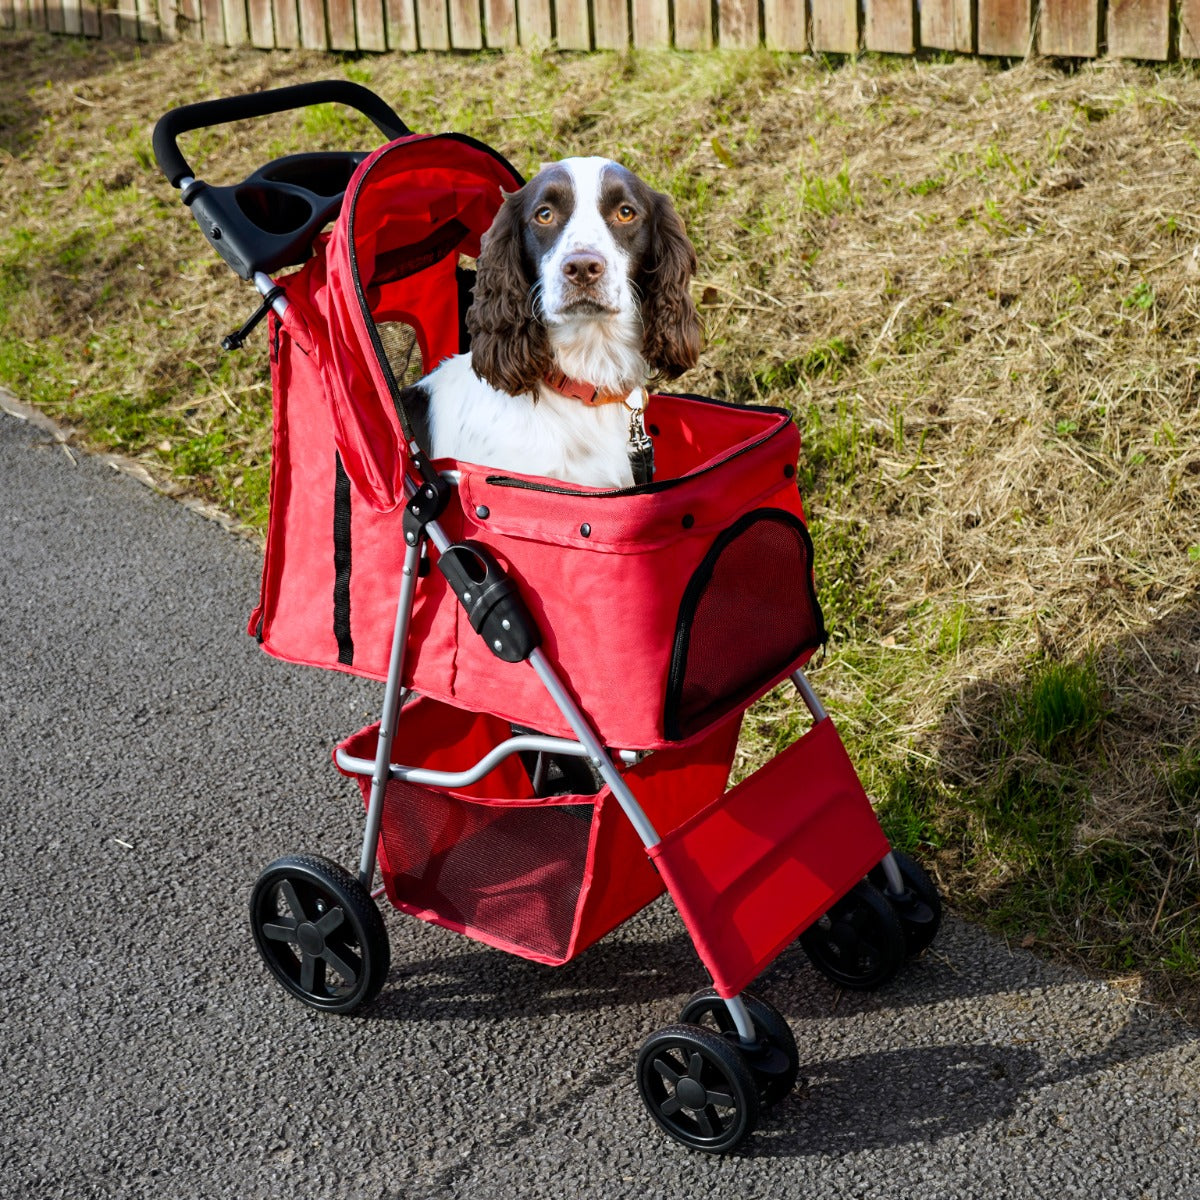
153, 80, 410, 188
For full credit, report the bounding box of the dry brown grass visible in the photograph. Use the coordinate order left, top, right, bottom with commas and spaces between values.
3, 33, 1199, 1014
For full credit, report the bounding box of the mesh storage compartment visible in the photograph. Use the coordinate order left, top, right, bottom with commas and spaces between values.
338, 696, 744, 965
665, 510, 825, 742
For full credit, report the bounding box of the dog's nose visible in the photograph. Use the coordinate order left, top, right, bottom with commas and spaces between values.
562, 252, 606, 285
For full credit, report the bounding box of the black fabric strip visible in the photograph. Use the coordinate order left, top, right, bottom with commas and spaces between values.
333, 453, 354, 665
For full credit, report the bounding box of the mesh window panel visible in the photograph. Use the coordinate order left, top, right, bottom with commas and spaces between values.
665, 510, 825, 741
378, 779, 594, 960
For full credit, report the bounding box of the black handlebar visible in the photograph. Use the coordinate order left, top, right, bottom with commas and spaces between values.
152, 80, 410, 187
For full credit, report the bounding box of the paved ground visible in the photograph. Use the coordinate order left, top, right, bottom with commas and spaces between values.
2, 399, 1198, 1200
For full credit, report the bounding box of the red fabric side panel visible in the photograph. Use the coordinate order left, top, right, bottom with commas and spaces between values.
649, 718, 891, 998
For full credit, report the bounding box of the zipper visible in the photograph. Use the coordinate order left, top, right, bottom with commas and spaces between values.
484, 399, 794, 499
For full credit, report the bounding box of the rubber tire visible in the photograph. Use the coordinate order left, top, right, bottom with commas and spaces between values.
679, 988, 800, 1109
636, 1024, 760, 1154
250, 853, 390, 1014
869, 851, 943, 957
798, 879, 907, 991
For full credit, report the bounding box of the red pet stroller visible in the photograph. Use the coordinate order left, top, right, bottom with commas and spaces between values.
154, 82, 941, 1154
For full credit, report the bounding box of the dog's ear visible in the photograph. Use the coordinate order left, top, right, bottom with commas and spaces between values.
639, 191, 701, 381
466, 187, 553, 396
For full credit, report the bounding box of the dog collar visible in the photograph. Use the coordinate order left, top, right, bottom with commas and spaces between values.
543, 370, 638, 408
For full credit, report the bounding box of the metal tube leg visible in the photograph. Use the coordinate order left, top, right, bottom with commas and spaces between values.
358, 536, 423, 887
791, 667, 827, 723
878, 851, 906, 896
722, 994, 759, 1047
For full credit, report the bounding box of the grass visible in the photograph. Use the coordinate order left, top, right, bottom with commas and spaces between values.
3, 33, 1200, 1018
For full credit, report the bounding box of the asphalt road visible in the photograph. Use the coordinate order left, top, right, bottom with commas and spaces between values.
2, 398, 1198, 1200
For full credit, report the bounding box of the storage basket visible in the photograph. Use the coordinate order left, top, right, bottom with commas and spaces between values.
337, 696, 743, 964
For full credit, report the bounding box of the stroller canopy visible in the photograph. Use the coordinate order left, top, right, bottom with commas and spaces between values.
284, 133, 523, 513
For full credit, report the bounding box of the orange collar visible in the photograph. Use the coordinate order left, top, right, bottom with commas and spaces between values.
543, 370, 634, 407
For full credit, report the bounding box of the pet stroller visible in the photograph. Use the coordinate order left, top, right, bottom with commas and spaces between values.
154, 82, 942, 1154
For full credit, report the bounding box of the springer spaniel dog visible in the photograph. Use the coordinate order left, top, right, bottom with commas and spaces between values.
399, 157, 701, 489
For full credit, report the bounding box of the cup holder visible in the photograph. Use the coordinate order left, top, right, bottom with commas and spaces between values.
235, 184, 315, 236
259, 152, 363, 198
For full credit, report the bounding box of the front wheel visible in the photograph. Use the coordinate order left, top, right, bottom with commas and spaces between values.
636, 1024, 760, 1154
678, 989, 800, 1109
250, 853, 390, 1013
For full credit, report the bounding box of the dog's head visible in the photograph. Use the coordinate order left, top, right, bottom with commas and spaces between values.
466, 157, 701, 396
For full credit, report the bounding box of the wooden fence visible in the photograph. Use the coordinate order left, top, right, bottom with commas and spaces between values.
3, 0, 1200, 59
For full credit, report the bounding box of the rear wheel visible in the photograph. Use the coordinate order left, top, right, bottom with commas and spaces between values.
250, 853, 390, 1013
798, 879, 907, 990
870, 851, 943, 956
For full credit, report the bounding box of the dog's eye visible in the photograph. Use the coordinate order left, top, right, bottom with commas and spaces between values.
534, 206, 555, 225
615, 205, 637, 224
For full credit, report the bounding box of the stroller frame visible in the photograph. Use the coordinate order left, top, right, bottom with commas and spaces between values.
156, 84, 941, 1155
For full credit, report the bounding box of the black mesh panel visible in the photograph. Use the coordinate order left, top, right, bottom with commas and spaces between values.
665, 509, 825, 741
379, 781, 594, 960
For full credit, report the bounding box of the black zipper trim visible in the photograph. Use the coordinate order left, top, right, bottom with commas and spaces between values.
483, 395, 796, 499
347, 133, 524, 450
663, 508, 826, 742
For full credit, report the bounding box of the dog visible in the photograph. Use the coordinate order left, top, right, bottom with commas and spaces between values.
399, 157, 701, 489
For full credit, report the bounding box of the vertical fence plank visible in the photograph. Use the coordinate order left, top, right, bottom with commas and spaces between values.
555, 0, 589, 47
11, 0, 26, 29
516, 0, 550, 42
865, 0, 914, 52
415, 0, 449, 45
764, 0, 806, 51
719, 0, 759, 47
138, 0, 162, 37
270, 0, 297, 43
1106, 0, 1169, 58
593, 0, 626, 47
1181, 0, 1200, 56
27, 0, 47, 27
977, 0, 1029, 54
221, 0, 248, 40
631, 0, 667, 46
325, 0, 355, 46
1038, 0, 1099, 55
674, 0, 713, 47
920, 0, 972, 49
448, 0, 481, 45
80, 0, 101, 33
516, 0, 549, 39
384, 0, 417, 46
1, 0, 14, 26
100, 0, 122, 35
175, 0, 199, 36
297, 0, 325, 44
811, 0, 857, 51
46, 0, 64, 32
246, 0, 272, 42
117, 0, 137, 36
483, 0, 516, 45
158, 0, 177, 36
356, 0, 387, 45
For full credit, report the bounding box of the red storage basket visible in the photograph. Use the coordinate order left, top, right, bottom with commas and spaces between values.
337, 696, 743, 965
